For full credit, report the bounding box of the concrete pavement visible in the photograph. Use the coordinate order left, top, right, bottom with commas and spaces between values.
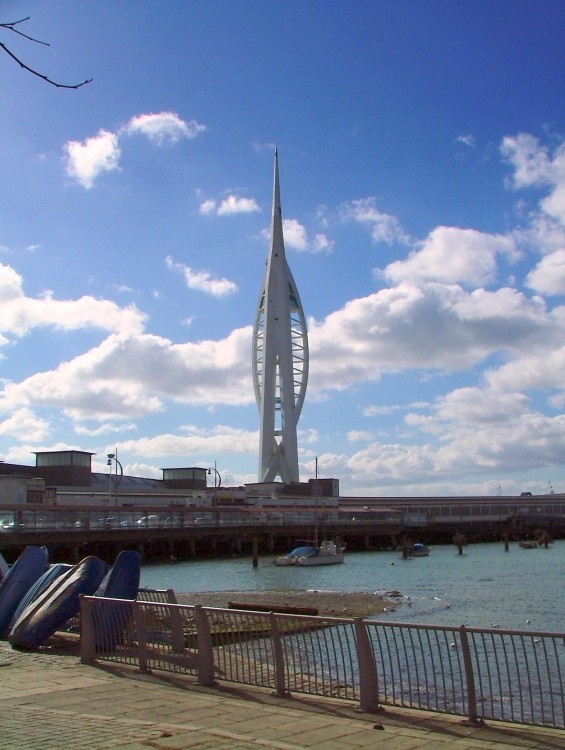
0, 636, 562, 750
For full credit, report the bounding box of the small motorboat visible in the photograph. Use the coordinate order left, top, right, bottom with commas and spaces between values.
275, 540, 345, 566
405, 542, 431, 558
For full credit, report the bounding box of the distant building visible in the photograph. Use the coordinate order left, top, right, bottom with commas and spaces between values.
0, 474, 52, 505
34, 450, 94, 487
0, 449, 337, 510
0, 451, 225, 508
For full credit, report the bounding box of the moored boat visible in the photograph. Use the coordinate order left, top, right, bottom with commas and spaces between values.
406, 542, 431, 557
275, 540, 345, 566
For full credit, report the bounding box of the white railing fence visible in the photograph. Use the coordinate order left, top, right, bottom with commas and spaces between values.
79, 593, 564, 730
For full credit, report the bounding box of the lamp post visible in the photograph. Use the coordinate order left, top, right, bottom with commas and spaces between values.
107, 451, 123, 507
207, 465, 221, 488
208, 461, 222, 505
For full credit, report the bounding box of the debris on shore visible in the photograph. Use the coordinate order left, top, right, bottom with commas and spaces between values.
177, 589, 392, 618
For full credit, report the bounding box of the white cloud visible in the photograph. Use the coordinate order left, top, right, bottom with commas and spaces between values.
64, 129, 121, 189
64, 111, 206, 188
312, 233, 334, 253
347, 430, 373, 442
363, 402, 428, 417
501, 133, 555, 189
271, 219, 334, 253
526, 248, 565, 295
217, 195, 261, 216
383, 226, 518, 287
0, 407, 50, 442
0, 262, 146, 340
165, 256, 238, 297
0, 327, 254, 421
119, 425, 257, 457
485, 343, 565, 394
298, 427, 320, 445
124, 112, 206, 145
307, 281, 557, 393
501, 133, 565, 224
455, 134, 476, 148
515, 214, 565, 257
10, 274, 504, 425
542, 181, 565, 226
428, 409, 565, 476
433, 387, 530, 425
316, 404, 565, 493
74, 421, 137, 437
199, 199, 217, 215
283, 219, 308, 250
501, 134, 565, 301
340, 197, 411, 245
257, 212, 334, 254
198, 194, 261, 216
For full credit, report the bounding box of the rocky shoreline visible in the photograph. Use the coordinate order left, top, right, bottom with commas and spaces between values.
176, 589, 399, 618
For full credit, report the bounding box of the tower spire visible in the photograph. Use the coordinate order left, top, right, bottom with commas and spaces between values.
252, 150, 309, 483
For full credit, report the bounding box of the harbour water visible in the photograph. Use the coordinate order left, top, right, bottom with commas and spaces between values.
140, 539, 564, 632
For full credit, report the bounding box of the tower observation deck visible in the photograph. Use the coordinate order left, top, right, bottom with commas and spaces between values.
252, 150, 309, 483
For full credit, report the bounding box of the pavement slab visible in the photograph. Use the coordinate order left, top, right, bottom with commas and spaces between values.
0, 639, 562, 750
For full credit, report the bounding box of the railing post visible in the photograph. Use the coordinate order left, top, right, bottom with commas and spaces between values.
193, 605, 217, 686
270, 613, 290, 697
79, 595, 96, 664
354, 618, 381, 713
133, 601, 149, 673
165, 589, 185, 651
459, 625, 485, 726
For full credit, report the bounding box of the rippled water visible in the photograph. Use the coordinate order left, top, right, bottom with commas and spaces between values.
140, 539, 564, 632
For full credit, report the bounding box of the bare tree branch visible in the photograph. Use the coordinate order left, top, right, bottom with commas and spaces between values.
2, 16, 50, 45
1, 17, 92, 89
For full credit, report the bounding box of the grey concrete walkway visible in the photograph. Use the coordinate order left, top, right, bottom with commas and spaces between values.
0, 637, 562, 750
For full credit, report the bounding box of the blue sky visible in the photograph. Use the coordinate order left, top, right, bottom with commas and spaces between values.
1, 1, 564, 497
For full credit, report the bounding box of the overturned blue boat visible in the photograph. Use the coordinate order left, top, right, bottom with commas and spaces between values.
9, 555, 108, 650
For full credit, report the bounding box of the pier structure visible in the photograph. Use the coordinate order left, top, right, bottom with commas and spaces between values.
252, 149, 309, 483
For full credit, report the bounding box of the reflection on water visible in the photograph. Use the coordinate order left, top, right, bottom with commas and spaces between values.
140, 540, 565, 631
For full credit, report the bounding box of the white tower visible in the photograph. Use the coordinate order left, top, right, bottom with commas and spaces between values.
252, 149, 309, 483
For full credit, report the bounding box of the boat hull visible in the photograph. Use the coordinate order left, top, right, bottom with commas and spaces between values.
0, 552, 8, 580
275, 541, 345, 566
0, 546, 49, 636
9, 563, 72, 630
296, 553, 344, 566
93, 549, 141, 652
9, 555, 108, 650
402, 543, 431, 558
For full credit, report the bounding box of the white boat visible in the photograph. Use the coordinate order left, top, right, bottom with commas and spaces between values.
275, 458, 345, 566
275, 540, 345, 566
406, 542, 430, 557
298, 540, 345, 565
274, 545, 310, 566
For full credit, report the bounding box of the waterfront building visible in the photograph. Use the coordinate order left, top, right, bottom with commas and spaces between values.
252, 149, 309, 484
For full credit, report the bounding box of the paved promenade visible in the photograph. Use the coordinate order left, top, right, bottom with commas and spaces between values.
0, 637, 562, 750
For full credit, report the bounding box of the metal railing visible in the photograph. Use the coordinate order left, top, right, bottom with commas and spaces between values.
0, 507, 402, 533
79, 595, 564, 729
